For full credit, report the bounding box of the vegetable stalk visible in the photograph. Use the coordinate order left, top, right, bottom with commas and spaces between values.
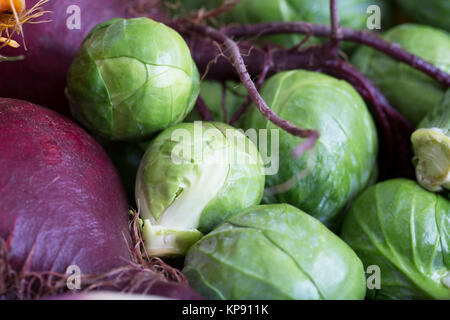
412, 91, 450, 192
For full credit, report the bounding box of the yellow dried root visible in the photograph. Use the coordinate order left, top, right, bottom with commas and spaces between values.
0, 0, 50, 49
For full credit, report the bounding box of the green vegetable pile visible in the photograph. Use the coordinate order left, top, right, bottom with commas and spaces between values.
61, 1, 450, 301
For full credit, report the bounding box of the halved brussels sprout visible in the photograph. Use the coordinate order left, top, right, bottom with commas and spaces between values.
66, 18, 200, 141
243, 70, 378, 228
396, 0, 450, 32
412, 90, 450, 192
341, 179, 450, 300
174, 0, 393, 49
135, 121, 265, 256
352, 24, 450, 125
183, 203, 367, 300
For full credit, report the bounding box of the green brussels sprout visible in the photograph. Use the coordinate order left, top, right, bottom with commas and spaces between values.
135, 121, 265, 256
396, 0, 450, 32
174, 0, 393, 49
341, 179, 450, 300
66, 18, 200, 141
183, 204, 367, 300
412, 89, 450, 192
243, 70, 378, 228
352, 24, 450, 125
186, 80, 247, 125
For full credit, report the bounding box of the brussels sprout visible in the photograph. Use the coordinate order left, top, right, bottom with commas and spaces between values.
174, 0, 393, 48
412, 90, 450, 193
186, 80, 247, 125
396, 0, 450, 32
183, 204, 367, 300
243, 70, 378, 228
341, 179, 450, 300
352, 24, 450, 125
135, 121, 265, 256
101, 140, 149, 203
66, 18, 200, 141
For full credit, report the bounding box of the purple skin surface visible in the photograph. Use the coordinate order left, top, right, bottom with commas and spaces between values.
0, 0, 163, 116
0, 98, 132, 275
49, 282, 204, 300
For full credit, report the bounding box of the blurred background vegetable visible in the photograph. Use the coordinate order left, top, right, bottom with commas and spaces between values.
352, 24, 450, 125
0, 98, 201, 300
243, 70, 378, 229
135, 122, 265, 256
184, 204, 367, 300
100, 139, 149, 204
0, 98, 132, 276
341, 179, 450, 300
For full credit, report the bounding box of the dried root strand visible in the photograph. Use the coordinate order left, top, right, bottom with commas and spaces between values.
0, 0, 50, 50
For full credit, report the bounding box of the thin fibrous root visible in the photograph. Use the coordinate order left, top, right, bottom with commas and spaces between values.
0, 0, 50, 49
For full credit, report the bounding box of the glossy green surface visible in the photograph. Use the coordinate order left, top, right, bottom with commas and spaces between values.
175, 0, 392, 48
183, 203, 367, 300
341, 179, 450, 300
135, 122, 265, 254
352, 24, 450, 125
243, 70, 378, 228
67, 18, 200, 141
397, 0, 450, 32
412, 90, 450, 192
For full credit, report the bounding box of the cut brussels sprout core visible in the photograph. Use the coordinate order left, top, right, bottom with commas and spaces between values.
136, 122, 265, 256
412, 129, 450, 192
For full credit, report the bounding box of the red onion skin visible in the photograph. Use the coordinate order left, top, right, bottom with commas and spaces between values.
0, 98, 132, 275
0, 0, 163, 115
